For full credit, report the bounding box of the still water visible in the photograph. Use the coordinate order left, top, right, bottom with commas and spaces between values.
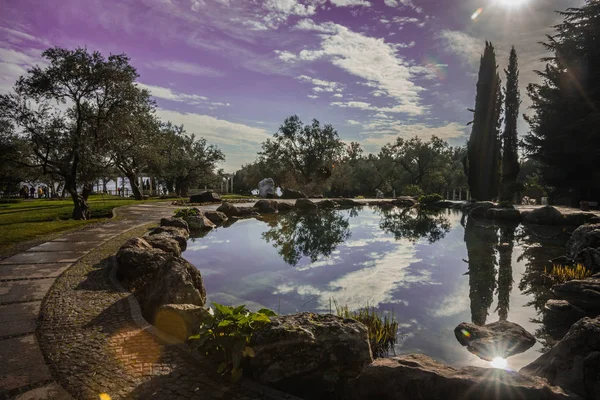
184, 206, 569, 370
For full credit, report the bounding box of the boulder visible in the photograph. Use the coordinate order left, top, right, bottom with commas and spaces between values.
216, 201, 239, 217
277, 202, 294, 212
574, 248, 600, 272
318, 199, 339, 209
337, 198, 361, 207
468, 202, 496, 217
551, 256, 575, 266
138, 257, 207, 322
454, 320, 536, 361
463, 201, 495, 213
522, 206, 565, 225
392, 196, 417, 207
189, 190, 221, 203
258, 178, 275, 198
521, 316, 600, 399
254, 199, 278, 213
551, 278, 600, 311
160, 217, 189, 232
154, 304, 211, 342
567, 224, 600, 258
148, 226, 188, 251
344, 354, 573, 400
295, 198, 318, 211
564, 212, 599, 227
204, 210, 228, 225
485, 207, 522, 222
144, 234, 182, 256
184, 215, 216, 231
281, 188, 307, 199
249, 312, 372, 399
116, 237, 169, 283
543, 299, 586, 327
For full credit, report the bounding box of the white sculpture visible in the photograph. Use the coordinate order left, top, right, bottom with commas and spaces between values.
376, 189, 384, 199
258, 178, 276, 198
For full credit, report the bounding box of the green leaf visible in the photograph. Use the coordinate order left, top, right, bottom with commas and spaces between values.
231, 367, 243, 382
232, 304, 247, 314
242, 346, 255, 358
212, 302, 233, 316
217, 362, 228, 374
218, 320, 233, 328
251, 313, 271, 324
258, 308, 277, 317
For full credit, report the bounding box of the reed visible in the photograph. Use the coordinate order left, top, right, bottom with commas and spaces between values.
545, 264, 592, 283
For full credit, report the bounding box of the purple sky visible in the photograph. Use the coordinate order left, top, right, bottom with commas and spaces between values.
0, 0, 583, 171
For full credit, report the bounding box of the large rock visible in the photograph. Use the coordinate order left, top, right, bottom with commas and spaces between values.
567, 224, 600, 258
216, 201, 239, 217
551, 278, 600, 311
190, 190, 221, 203
154, 303, 211, 342
344, 354, 573, 400
574, 248, 600, 273
148, 226, 188, 251
281, 188, 307, 199
184, 215, 216, 231
318, 199, 339, 209
258, 178, 275, 198
454, 320, 536, 361
336, 198, 361, 207
116, 237, 169, 283
521, 316, 600, 399
254, 199, 278, 213
295, 198, 318, 211
564, 212, 599, 227
249, 312, 372, 399
204, 210, 228, 225
392, 196, 417, 208
522, 206, 566, 225
485, 207, 522, 222
160, 217, 189, 232
468, 201, 496, 217
543, 299, 587, 327
277, 202, 294, 212
144, 234, 182, 256
138, 257, 207, 322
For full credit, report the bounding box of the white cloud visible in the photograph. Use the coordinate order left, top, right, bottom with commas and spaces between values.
361, 121, 469, 145
137, 82, 209, 104
384, 0, 423, 13
346, 119, 361, 125
0, 47, 45, 94
333, 93, 343, 98
437, 30, 482, 67
307, 94, 319, 99
0, 26, 50, 46
147, 60, 224, 77
331, 100, 425, 116
298, 74, 343, 93
294, 18, 337, 33
330, 0, 371, 6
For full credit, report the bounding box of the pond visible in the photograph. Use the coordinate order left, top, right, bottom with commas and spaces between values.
183, 206, 570, 371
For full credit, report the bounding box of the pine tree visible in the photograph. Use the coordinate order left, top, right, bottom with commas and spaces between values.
464, 41, 503, 201
500, 47, 521, 203
523, 1, 600, 203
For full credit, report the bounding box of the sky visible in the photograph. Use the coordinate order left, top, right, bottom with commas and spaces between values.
0, 0, 584, 172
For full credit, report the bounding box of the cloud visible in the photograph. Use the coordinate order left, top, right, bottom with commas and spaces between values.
147, 60, 224, 77
330, 0, 371, 7
346, 119, 361, 125
361, 121, 469, 145
298, 74, 343, 93
138, 82, 209, 103
0, 47, 45, 94
384, 0, 423, 13
0, 26, 50, 46
437, 30, 482, 67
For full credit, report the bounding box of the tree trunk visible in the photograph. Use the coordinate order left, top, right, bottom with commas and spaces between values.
126, 173, 143, 200
66, 180, 90, 220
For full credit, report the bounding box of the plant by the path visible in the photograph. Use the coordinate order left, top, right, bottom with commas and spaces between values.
189, 303, 276, 382
418, 194, 443, 206
333, 300, 399, 358
174, 208, 200, 219
545, 264, 592, 283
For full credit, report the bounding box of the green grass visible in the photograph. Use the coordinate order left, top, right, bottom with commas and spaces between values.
221, 194, 258, 200
0, 194, 173, 258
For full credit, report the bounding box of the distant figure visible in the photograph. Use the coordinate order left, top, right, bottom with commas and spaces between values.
43, 186, 49, 198
38, 187, 43, 198
376, 189, 384, 199
30, 187, 35, 198
20, 186, 28, 199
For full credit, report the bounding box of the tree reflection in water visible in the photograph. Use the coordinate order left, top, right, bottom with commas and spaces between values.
261, 210, 351, 266
496, 222, 518, 321
377, 207, 451, 244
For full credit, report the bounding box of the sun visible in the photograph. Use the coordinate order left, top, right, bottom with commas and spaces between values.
495, 0, 529, 8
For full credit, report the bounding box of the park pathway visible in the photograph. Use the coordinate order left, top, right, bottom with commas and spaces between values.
0, 202, 293, 400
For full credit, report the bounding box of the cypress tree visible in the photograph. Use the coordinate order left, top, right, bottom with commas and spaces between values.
500, 47, 521, 203
464, 42, 503, 201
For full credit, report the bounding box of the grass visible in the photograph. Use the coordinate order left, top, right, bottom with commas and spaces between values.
545, 264, 593, 283
221, 194, 258, 200
0, 194, 173, 258
333, 299, 399, 358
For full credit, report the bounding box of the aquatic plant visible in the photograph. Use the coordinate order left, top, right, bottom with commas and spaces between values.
333, 300, 399, 358
174, 207, 200, 219
189, 303, 276, 382
544, 264, 592, 283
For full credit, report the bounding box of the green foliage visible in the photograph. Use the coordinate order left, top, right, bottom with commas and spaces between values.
545, 264, 592, 284
189, 303, 276, 382
378, 208, 451, 244
401, 184, 424, 197
500, 46, 521, 202
418, 194, 443, 205
174, 208, 201, 219
333, 300, 399, 358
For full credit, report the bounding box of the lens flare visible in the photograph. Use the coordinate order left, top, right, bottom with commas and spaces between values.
471, 8, 483, 20
490, 357, 508, 369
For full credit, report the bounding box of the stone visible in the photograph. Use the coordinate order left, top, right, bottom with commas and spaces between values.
295, 198, 318, 211
543, 299, 586, 327
148, 226, 188, 251
567, 224, 600, 258
344, 354, 573, 400
318, 199, 339, 209
485, 207, 522, 222
249, 312, 372, 399
204, 210, 228, 225
454, 320, 536, 361
521, 316, 600, 399
281, 188, 307, 199
258, 178, 276, 198
154, 304, 211, 342
184, 215, 216, 231
564, 212, 599, 226
216, 201, 239, 217
277, 202, 294, 212
574, 248, 600, 272
522, 206, 566, 225
138, 257, 207, 322
254, 199, 278, 213
116, 238, 169, 283
144, 234, 182, 256
160, 217, 189, 232
551, 278, 600, 311
189, 190, 221, 203
467, 201, 496, 217
392, 196, 417, 207
551, 256, 575, 266
336, 198, 361, 207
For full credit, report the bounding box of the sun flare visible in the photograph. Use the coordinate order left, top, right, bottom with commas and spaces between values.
495, 0, 529, 8
490, 357, 508, 369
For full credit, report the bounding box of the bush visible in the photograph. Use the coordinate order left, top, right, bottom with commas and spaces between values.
545, 264, 592, 283
174, 208, 201, 219
401, 184, 424, 198
333, 300, 399, 358
189, 303, 276, 382
418, 194, 443, 206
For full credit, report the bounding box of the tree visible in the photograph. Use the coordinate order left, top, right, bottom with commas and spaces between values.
501, 46, 521, 203
523, 1, 600, 204
0, 47, 142, 219
464, 41, 503, 201
259, 115, 344, 194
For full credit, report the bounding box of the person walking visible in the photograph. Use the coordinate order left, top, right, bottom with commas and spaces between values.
29, 186, 35, 199
38, 187, 43, 199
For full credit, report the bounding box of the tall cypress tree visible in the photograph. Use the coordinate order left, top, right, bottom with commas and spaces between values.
464, 41, 503, 201
501, 47, 521, 202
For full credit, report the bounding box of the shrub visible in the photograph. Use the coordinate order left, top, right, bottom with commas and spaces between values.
355, 195, 365, 199
401, 184, 424, 198
545, 264, 592, 283
498, 200, 514, 209
189, 303, 276, 382
418, 194, 443, 206
174, 208, 201, 219
333, 300, 399, 358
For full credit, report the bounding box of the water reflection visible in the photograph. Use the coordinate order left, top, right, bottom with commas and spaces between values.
378, 208, 451, 244
496, 223, 518, 321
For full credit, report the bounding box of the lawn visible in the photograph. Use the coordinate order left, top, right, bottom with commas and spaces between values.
0, 195, 172, 258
